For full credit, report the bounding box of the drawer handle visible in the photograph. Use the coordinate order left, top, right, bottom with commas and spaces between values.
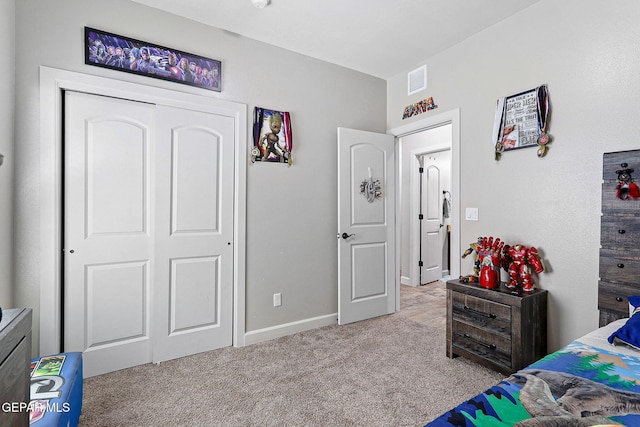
616, 297, 624, 302
617, 263, 625, 268
463, 333, 497, 350
464, 305, 497, 319
618, 229, 626, 234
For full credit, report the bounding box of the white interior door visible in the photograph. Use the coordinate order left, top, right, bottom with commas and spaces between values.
420, 160, 443, 284
64, 92, 155, 376
153, 105, 233, 362
337, 127, 395, 325
64, 92, 234, 377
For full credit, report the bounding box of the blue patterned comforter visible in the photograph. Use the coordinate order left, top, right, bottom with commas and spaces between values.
426, 337, 640, 426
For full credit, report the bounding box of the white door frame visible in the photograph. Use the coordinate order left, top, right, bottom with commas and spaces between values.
39, 66, 247, 355
388, 108, 461, 311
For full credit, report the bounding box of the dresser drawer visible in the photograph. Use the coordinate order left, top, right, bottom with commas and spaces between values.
602, 151, 640, 214
600, 213, 640, 248
602, 150, 640, 180
451, 321, 511, 369
599, 248, 640, 284
451, 291, 511, 338
601, 184, 640, 215
598, 280, 640, 314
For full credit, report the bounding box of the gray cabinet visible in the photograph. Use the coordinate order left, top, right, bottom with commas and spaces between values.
0, 308, 32, 427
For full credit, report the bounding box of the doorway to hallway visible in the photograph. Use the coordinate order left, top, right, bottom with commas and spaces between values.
398, 124, 453, 287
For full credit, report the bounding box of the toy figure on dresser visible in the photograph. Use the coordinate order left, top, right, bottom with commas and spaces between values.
615, 163, 640, 200
502, 244, 545, 291
461, 236, 504, 289
477, 236, 505, 289
461, 237, 483, 277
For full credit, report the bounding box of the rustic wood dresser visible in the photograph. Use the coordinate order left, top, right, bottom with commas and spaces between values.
446, 280, 547, 375
599, 149, 640, 326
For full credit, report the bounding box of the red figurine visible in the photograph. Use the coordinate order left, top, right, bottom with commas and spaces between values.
502, 244, 545, 292
476, 236, 504, 289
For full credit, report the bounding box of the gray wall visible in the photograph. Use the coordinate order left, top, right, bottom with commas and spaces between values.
0, 0, 15, 307
387, 0, 640, 351
13, 0, 639, 356
13, 0, 386, 353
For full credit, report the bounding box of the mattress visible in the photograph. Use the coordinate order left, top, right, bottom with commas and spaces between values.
425, 318, 640, 426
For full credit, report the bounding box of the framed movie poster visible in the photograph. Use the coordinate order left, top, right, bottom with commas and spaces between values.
251, 107, 293, 165
85, 27, 221, 92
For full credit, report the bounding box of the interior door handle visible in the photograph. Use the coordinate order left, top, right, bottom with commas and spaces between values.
338, 232, 355, 240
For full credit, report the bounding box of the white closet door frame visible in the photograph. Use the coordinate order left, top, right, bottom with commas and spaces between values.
39, 66, 247, 355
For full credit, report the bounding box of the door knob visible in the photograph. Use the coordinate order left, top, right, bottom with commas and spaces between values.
338, 232, 355, 240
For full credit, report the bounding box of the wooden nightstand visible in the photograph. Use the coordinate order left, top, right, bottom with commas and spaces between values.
446, 280, 547, 375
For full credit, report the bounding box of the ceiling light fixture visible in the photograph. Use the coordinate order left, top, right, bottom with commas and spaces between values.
251, 0, 270, 8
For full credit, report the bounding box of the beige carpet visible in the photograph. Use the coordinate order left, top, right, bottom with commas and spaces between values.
80, 298, 504, 426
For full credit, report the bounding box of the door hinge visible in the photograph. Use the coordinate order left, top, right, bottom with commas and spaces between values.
418, 214, 424, 220
419, 167, 424, 174
418, 260, 424, 267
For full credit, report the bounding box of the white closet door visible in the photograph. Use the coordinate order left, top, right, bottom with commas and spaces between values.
64, 93, 235, 377
152, 105, 234, 362
420, 162, 443, 284
64, 91, 155, 377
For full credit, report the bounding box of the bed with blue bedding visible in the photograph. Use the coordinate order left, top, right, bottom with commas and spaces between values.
426, 317, 640, 426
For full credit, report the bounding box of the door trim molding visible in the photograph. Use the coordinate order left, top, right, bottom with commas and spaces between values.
39, 66, 247, 355
388, 108, 461, 310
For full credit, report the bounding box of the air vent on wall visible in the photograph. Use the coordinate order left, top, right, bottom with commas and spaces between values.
407, 65, 427, 96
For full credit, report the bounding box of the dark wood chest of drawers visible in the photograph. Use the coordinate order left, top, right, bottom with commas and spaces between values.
446, 280, 547, 375
599, 150, 640, 326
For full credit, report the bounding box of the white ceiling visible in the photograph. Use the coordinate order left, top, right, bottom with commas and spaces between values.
130, 0, 540, 79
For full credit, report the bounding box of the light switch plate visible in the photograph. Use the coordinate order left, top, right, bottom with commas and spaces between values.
465, 207, 479, 221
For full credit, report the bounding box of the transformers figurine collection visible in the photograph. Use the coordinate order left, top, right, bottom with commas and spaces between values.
461, 236, 545, 291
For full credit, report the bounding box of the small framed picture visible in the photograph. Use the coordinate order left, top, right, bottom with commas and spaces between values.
493, 85, 551, 159
251, 107, 293, 165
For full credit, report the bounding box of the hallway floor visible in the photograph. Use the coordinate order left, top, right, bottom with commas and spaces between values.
398, 280, 446, 328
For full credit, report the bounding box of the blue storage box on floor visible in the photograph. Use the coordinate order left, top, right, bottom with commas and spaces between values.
29, 352, 83, 426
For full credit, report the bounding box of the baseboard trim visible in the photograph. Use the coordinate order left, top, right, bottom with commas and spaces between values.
243, 313, 338, 346
401, 275, 416, 286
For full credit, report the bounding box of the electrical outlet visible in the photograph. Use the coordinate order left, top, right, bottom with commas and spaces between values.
273, 293, 282, 307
